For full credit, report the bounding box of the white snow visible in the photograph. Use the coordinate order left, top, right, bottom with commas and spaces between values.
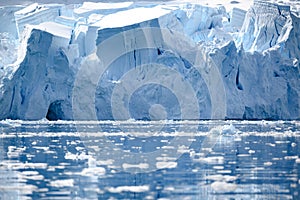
185, 0, 252, 12
93, 6, 173, 28
14, 3, 40, 16
74, 2, 133, 15
14, 4, 61, 36
34, 21, 72, 38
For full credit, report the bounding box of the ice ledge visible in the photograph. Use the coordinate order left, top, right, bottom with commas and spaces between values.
74, 2, 134, 15
34, 22, 72, 39
253, 0, 290, 12
93, 6, 174, 29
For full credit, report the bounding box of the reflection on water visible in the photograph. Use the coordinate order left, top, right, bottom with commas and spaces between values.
0, 120, 299, 199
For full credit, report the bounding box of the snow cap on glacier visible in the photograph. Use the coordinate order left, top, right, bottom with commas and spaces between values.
73, 1, 134, 18
74, 1, 133, 14
14, 3, 61, 38
34, 21, 72, 39
93, 5, 174, 28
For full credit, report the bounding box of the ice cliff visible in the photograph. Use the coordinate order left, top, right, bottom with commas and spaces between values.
0, 1, 299, 120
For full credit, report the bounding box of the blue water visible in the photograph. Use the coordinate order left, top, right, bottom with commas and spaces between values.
0, 120, 299, 199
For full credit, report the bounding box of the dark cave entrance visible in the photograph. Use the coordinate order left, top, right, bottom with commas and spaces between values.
46, 100, 65, 121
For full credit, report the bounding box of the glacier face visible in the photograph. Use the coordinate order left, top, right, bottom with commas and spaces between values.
0, 1, 299, 120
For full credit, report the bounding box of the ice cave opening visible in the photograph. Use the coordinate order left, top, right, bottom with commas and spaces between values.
46, 100, 66, 121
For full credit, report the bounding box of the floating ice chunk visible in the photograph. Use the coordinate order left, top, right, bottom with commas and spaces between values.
221, 124, 240, 134
21, 171, 39, 176
122, 163, 149, 170
20, 171, 44, 181
88, 156, 97, 168
3, 162, 48, 170
198, 156, 224, 164
50, 179, 74, 187
211, 181, 237, 192
156, 161, 177, 169
81, 167, 106, 176
97, 159, 114, 166
65, 152, 90, 160
206, 174, 237, 182
106, 185, 149, 193
264, 162, 273, 166
248, 150, 255, 154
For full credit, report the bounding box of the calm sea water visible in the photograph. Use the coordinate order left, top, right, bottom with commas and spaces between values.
0, 120, 299, 199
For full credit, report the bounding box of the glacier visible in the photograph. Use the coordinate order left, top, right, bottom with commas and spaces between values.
0, 0, 299, 120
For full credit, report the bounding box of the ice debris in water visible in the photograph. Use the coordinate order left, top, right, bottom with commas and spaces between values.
221, 124, 240, 134
211, 181, 238, 192
0, 0, 299, 120
50, 179, 74, 188
106, 185, 150, 193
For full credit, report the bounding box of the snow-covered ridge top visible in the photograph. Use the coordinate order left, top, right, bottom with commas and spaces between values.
14, 3, 40, 16
180, 0, 252, 12
34, 22, 72, 38
14, 3, 48, 19
74, 1, 133, 15
259, 0, 300, 14
253, 0, 290, 12
93, 5, 174, 28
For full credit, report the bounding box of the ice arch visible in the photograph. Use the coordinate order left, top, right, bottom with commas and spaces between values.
46, 100, 71, 121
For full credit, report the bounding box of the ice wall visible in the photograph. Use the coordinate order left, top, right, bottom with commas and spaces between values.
14, 3, 61, 38
0, 6, 21, 38
240, 0, 292, 52
230, 8, 246, 29
227, 0, 300, 119
0, 1, 299, 120
0, 23, 75, 120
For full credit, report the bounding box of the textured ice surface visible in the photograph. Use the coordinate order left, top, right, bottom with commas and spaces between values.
0, 0, 299, 120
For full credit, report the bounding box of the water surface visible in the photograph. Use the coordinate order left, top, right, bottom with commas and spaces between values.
0, 120, 299, 199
